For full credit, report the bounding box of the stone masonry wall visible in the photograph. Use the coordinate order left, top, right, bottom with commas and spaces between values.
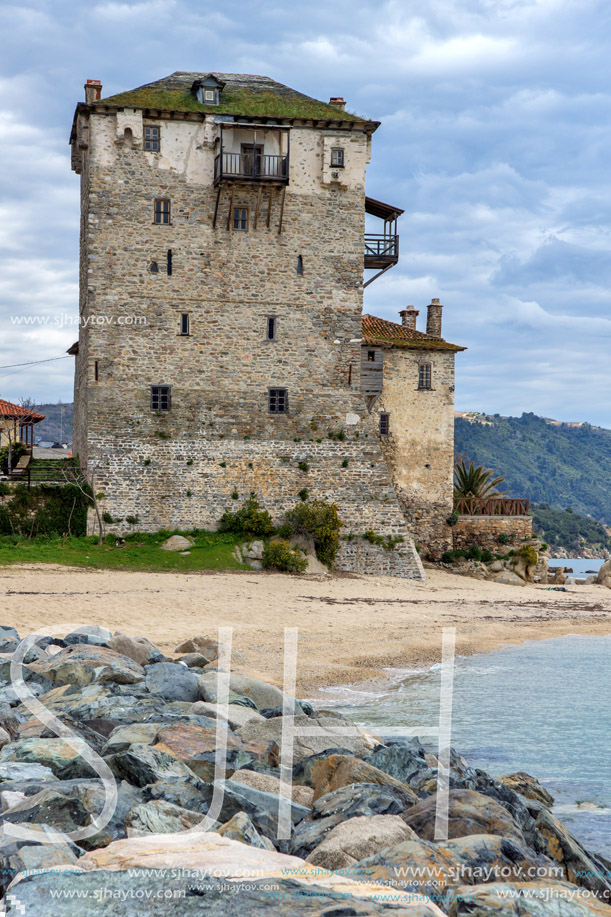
71, 107, 424, 578
368, 346, 456, 560
453, 515, 533, 553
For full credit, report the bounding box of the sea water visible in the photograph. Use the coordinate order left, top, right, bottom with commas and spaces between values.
328, 635, 611, 857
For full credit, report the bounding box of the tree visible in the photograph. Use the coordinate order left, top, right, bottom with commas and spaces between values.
454, 459, 508, 500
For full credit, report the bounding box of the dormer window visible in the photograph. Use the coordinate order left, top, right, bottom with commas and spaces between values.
192, 74, 225, 106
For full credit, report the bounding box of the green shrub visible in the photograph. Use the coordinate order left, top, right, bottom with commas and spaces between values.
498, 532, 510, 545
0, 483, 9, 496
441, 550, 454, 564
285, 499, 343, 567
298, 488, 309, 502
125, 515, 139, 526
218, 494, 275, 539
466, 544, 482, 562
446, 513, 459, 527
102, 511, 114, 524
341, 459, 349, 468
481, 548, 493, 563
298, 460, 310, 473
516, 544, 538, 566
275, 523, 293, 540
0, 441, 28, 474
0, 483, 89, 537
262, 539, 308, 574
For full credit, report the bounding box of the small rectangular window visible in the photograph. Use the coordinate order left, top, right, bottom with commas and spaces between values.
367, 350, 376, 362
154, 199, 170, 224
180, 314, 190, 336
94, 360, 99, 382
379, 413, 390, 436
144, 126, 160, 152
233, 207, 248, 231
418, 363, 432, 390
269, 388, 287, 414
331, 148, 345, 168
266, 316, 277, 340
151, 385, 171, 411
204, 89, 216, 103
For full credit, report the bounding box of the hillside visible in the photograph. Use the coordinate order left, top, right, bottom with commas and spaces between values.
531, 504, 611, 557
32, 402, 74, 444
455, 412, 611, 524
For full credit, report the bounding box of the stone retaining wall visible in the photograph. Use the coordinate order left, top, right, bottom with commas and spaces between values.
452, 515, 532, 552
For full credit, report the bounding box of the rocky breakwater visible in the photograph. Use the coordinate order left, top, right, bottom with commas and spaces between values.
0, 625, 609, 915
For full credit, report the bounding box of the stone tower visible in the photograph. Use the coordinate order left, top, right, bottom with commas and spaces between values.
69, 72, 424, 577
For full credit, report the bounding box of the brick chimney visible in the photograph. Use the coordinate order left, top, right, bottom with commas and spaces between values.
329, 97, 346, 111
426, 298, 443, 338
85, 80, 102, 104
399, 306, 419, 331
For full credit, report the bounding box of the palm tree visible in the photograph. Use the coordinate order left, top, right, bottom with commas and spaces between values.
454, 459, 508, 500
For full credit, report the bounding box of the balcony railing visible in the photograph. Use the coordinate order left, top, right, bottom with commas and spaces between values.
214, 152, 289, 184
453, 497, 531, 516
364, 233, 399, 269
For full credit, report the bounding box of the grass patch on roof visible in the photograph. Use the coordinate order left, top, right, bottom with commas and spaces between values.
97, 87, 367, 122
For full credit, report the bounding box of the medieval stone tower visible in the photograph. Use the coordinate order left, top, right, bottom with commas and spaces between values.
69, 71, 425, 577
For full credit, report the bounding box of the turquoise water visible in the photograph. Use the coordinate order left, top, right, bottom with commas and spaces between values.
329, 635, 611, 857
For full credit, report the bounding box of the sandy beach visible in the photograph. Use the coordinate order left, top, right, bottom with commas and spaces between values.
2, 563, 610, 695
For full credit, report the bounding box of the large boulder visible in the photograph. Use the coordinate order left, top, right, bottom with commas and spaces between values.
12, 831, 447, 915
498, 772, 554, 808
290, 782, 419, 859
0, 825, 80, 896
106, 743, 201, 786
216, 811, 275, 851
306, 753, 420, 803
237, 714, 375, 764
31, 644, 144, 687
125, 799, 203, 836
402, 789, 526, 845
0, 737, 98, 780
0, 762, 57, 783
230, 767, 314, 808
152, 722, 268, 781
174, 636, 221, 660
198, 671, 284, 709
596, 559, 611, 588
220, 779, 310, 843
365, 742, 436, 795
189, 700, 265, 730
446, 880, 611, 915
160, 535, 193, 551
107, 634, 164, 666
102, 723, 160, 755
144, 662, 201, 702
306, 814, 416, 869
357, 833, 556, 906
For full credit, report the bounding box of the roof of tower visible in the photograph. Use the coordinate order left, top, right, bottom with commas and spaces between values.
362, 314, 466, 352
90, 72, 377, 128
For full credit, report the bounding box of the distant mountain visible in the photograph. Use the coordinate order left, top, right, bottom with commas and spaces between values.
33, 402, 74, 445
455, 412, 611, 524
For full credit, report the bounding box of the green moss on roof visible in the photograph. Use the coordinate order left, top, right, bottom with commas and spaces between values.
98, 80, 368, 123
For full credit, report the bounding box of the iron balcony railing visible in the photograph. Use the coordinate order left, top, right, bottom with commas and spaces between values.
364, 234, 399, 265
214, 151, 289, 184
453, 497, 531, 516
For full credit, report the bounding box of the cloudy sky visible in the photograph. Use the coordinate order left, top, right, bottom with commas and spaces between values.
1, 0, 610, 424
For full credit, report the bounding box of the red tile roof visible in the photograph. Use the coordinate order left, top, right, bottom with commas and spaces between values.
0, 399, 45, 422
362, 314, 465, 352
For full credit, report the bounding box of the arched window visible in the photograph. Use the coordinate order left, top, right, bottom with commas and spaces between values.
297, 255, 304, 275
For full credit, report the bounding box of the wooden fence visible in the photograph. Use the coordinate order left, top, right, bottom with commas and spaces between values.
453, 497, 530, 516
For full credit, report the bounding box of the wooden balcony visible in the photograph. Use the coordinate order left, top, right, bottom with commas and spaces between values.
214, 151, 289, 185
364, 234, 399, 269
454, 497, 530, 516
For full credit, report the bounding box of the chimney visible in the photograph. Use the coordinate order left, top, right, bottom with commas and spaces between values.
329, 97, 346, 111
84, 80, 102, 104
399, 306, 419, 331
426, 298, 443, 338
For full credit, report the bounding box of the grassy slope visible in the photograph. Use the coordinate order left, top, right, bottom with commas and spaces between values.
0, 531, 247, 573
455, 412, 611, 523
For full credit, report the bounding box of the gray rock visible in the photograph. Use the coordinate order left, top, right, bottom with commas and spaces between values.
0, 762, 58, 783
142, 776, 213, 814
102, 723, 160, 755
198, 671, 284, 709
9, 869, 444, 915
0, 737, 99, 780
189, 700, 265, 729
107, 634, 164, 666
494, 571, 527, 587
31, 644, 144, 687
216, 811, 275, 850
364, 743, 435, 795
220, 779, 310, 845
0, 626, 20, 643
237, 713, 372, 763
446, 880, 608, 915
402, 789, 526, 845
63, 625, 113, 646
0, 825, 81, 896
306, 814, 416, 869
145, 662, 201, 702
160, 535, 193, 551
177, 652, 212, 668
596, 557, 611, 587
106, 743, 200, 786
125, 798, 203, 835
